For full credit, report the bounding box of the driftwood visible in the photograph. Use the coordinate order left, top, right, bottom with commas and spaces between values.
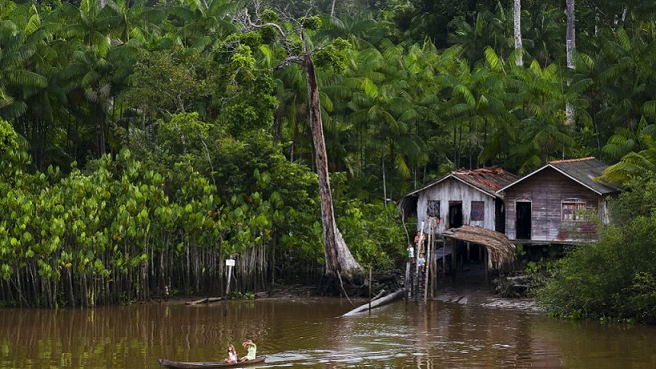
186, 297, 223, 305
341, 289, 405, 317
371, 289, 386, 302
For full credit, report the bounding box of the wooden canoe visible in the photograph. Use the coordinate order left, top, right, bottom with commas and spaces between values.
158, 356, 266, 368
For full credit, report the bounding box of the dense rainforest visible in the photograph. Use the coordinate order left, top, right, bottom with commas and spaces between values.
1, 0, 656, 314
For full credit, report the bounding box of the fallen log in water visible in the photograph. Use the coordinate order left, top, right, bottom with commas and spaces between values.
185, 297, 223, 305
341, 289, 405, 317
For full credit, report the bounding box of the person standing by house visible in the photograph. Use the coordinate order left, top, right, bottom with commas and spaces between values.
407, 243, 415, 263
417, 253, 426, 272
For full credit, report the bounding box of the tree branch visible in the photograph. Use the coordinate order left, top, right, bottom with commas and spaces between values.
271, 55, 303, 71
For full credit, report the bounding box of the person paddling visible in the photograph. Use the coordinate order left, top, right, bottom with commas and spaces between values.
239, 339, 257, 362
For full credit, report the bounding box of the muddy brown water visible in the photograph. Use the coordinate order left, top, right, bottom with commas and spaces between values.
1, 297, 655, 368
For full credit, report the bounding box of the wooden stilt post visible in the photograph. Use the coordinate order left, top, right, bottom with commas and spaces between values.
224, 257, 235, 317
405, 261, 410, 305
424, 220, 432, 302
442, 237, 446, 279
414, 222, 425, 302
368, 266, 372, 313
484, 248, 489, 285
452, 240, 457, 275
432, 226, 438, 298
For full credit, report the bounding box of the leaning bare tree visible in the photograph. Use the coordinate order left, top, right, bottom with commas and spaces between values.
237, 5, 363, 280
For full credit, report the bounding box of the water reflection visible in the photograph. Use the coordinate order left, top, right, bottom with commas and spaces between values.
0, 298, 655, 368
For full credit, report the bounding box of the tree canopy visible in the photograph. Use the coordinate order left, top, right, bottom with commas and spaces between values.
1, 0, 656, 307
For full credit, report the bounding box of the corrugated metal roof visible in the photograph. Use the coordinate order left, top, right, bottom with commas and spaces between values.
548, 157, 619, 195
497, 157, 620, 195
403, 167, 519, 199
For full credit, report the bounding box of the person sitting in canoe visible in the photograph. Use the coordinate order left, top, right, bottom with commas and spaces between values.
224, 344, 237, 364
239, 339, 257, 362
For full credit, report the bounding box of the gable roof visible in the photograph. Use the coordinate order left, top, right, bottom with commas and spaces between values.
404, 167, 519, 199
497, 157, 620, 196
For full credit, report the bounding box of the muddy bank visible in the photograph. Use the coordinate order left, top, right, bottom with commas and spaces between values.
426, 263, 544, 313
433, 284, 543, 312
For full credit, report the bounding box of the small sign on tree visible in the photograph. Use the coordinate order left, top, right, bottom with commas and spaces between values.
226, 259, 235, 267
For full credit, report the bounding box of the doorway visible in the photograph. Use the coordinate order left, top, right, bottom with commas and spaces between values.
516, 201, 531, 239
449, 201, 463, 229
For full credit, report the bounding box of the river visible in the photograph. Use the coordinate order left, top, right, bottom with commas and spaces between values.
1, 297, 655, 368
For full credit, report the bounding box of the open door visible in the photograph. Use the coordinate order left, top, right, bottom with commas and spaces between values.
516, 201, 531, 239
449, 201, 463, 229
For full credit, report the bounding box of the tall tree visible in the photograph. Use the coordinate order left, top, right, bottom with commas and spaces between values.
240, 6, 363, 278
513, 0, 522, 66
565, 0, 576, 125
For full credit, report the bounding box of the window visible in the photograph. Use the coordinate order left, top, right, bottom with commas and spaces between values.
427, 200, 440, 218
562, 199, 586, 221
471, 201, 484, 221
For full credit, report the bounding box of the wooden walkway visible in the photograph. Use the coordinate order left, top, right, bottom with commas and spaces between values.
434, 244, 453, 260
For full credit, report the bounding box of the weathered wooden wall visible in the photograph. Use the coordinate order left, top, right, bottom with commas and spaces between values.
416, 178, 497, 234
503, 167, 607, 242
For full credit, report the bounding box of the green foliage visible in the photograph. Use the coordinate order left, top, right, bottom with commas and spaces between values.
229, 290, 256, 300
259, 25, 279, 44
535, 173, 656, 323
261, 9, 279, 23
314, 38, 351, 73
336, 199, 405, 271
3, 0, 656, 307
0, 119, 28, 175
301, 16, 322, 31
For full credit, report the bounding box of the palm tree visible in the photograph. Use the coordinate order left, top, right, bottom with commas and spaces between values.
600, 120, 656, 184
594, 27, 656, 134
508, 61, 576, 172
55, 0, 124, 157
521, 4, 562, 66
439, 49, 518, 169
0, 2, 48, 120
448, 4, 511, 67
168, 0, 238, 51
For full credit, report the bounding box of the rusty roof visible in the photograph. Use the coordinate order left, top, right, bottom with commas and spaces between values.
452, 167, 520, 196
403, 167, 519, 199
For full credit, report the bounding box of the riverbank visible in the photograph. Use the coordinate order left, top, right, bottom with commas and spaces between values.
420, 262, 544, 313
434, 284, 543, 312
157, 279, 543, 314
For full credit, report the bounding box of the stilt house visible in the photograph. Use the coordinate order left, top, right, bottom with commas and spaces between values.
400, 167, 519, 234
496, 157, 620, 243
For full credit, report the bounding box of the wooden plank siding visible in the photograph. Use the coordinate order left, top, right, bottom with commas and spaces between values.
416, 177, 498, 234
504, 167, 606, 242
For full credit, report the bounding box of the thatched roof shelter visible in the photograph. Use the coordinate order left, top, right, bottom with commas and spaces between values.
442, 225, 517, 272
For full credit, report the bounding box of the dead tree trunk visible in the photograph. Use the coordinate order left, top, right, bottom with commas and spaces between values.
341, 289, 405, 316
302, 36, 363, 279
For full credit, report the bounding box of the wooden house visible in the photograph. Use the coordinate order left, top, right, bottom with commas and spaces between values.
400, 167, 519, 234
497, 157, 620, 243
